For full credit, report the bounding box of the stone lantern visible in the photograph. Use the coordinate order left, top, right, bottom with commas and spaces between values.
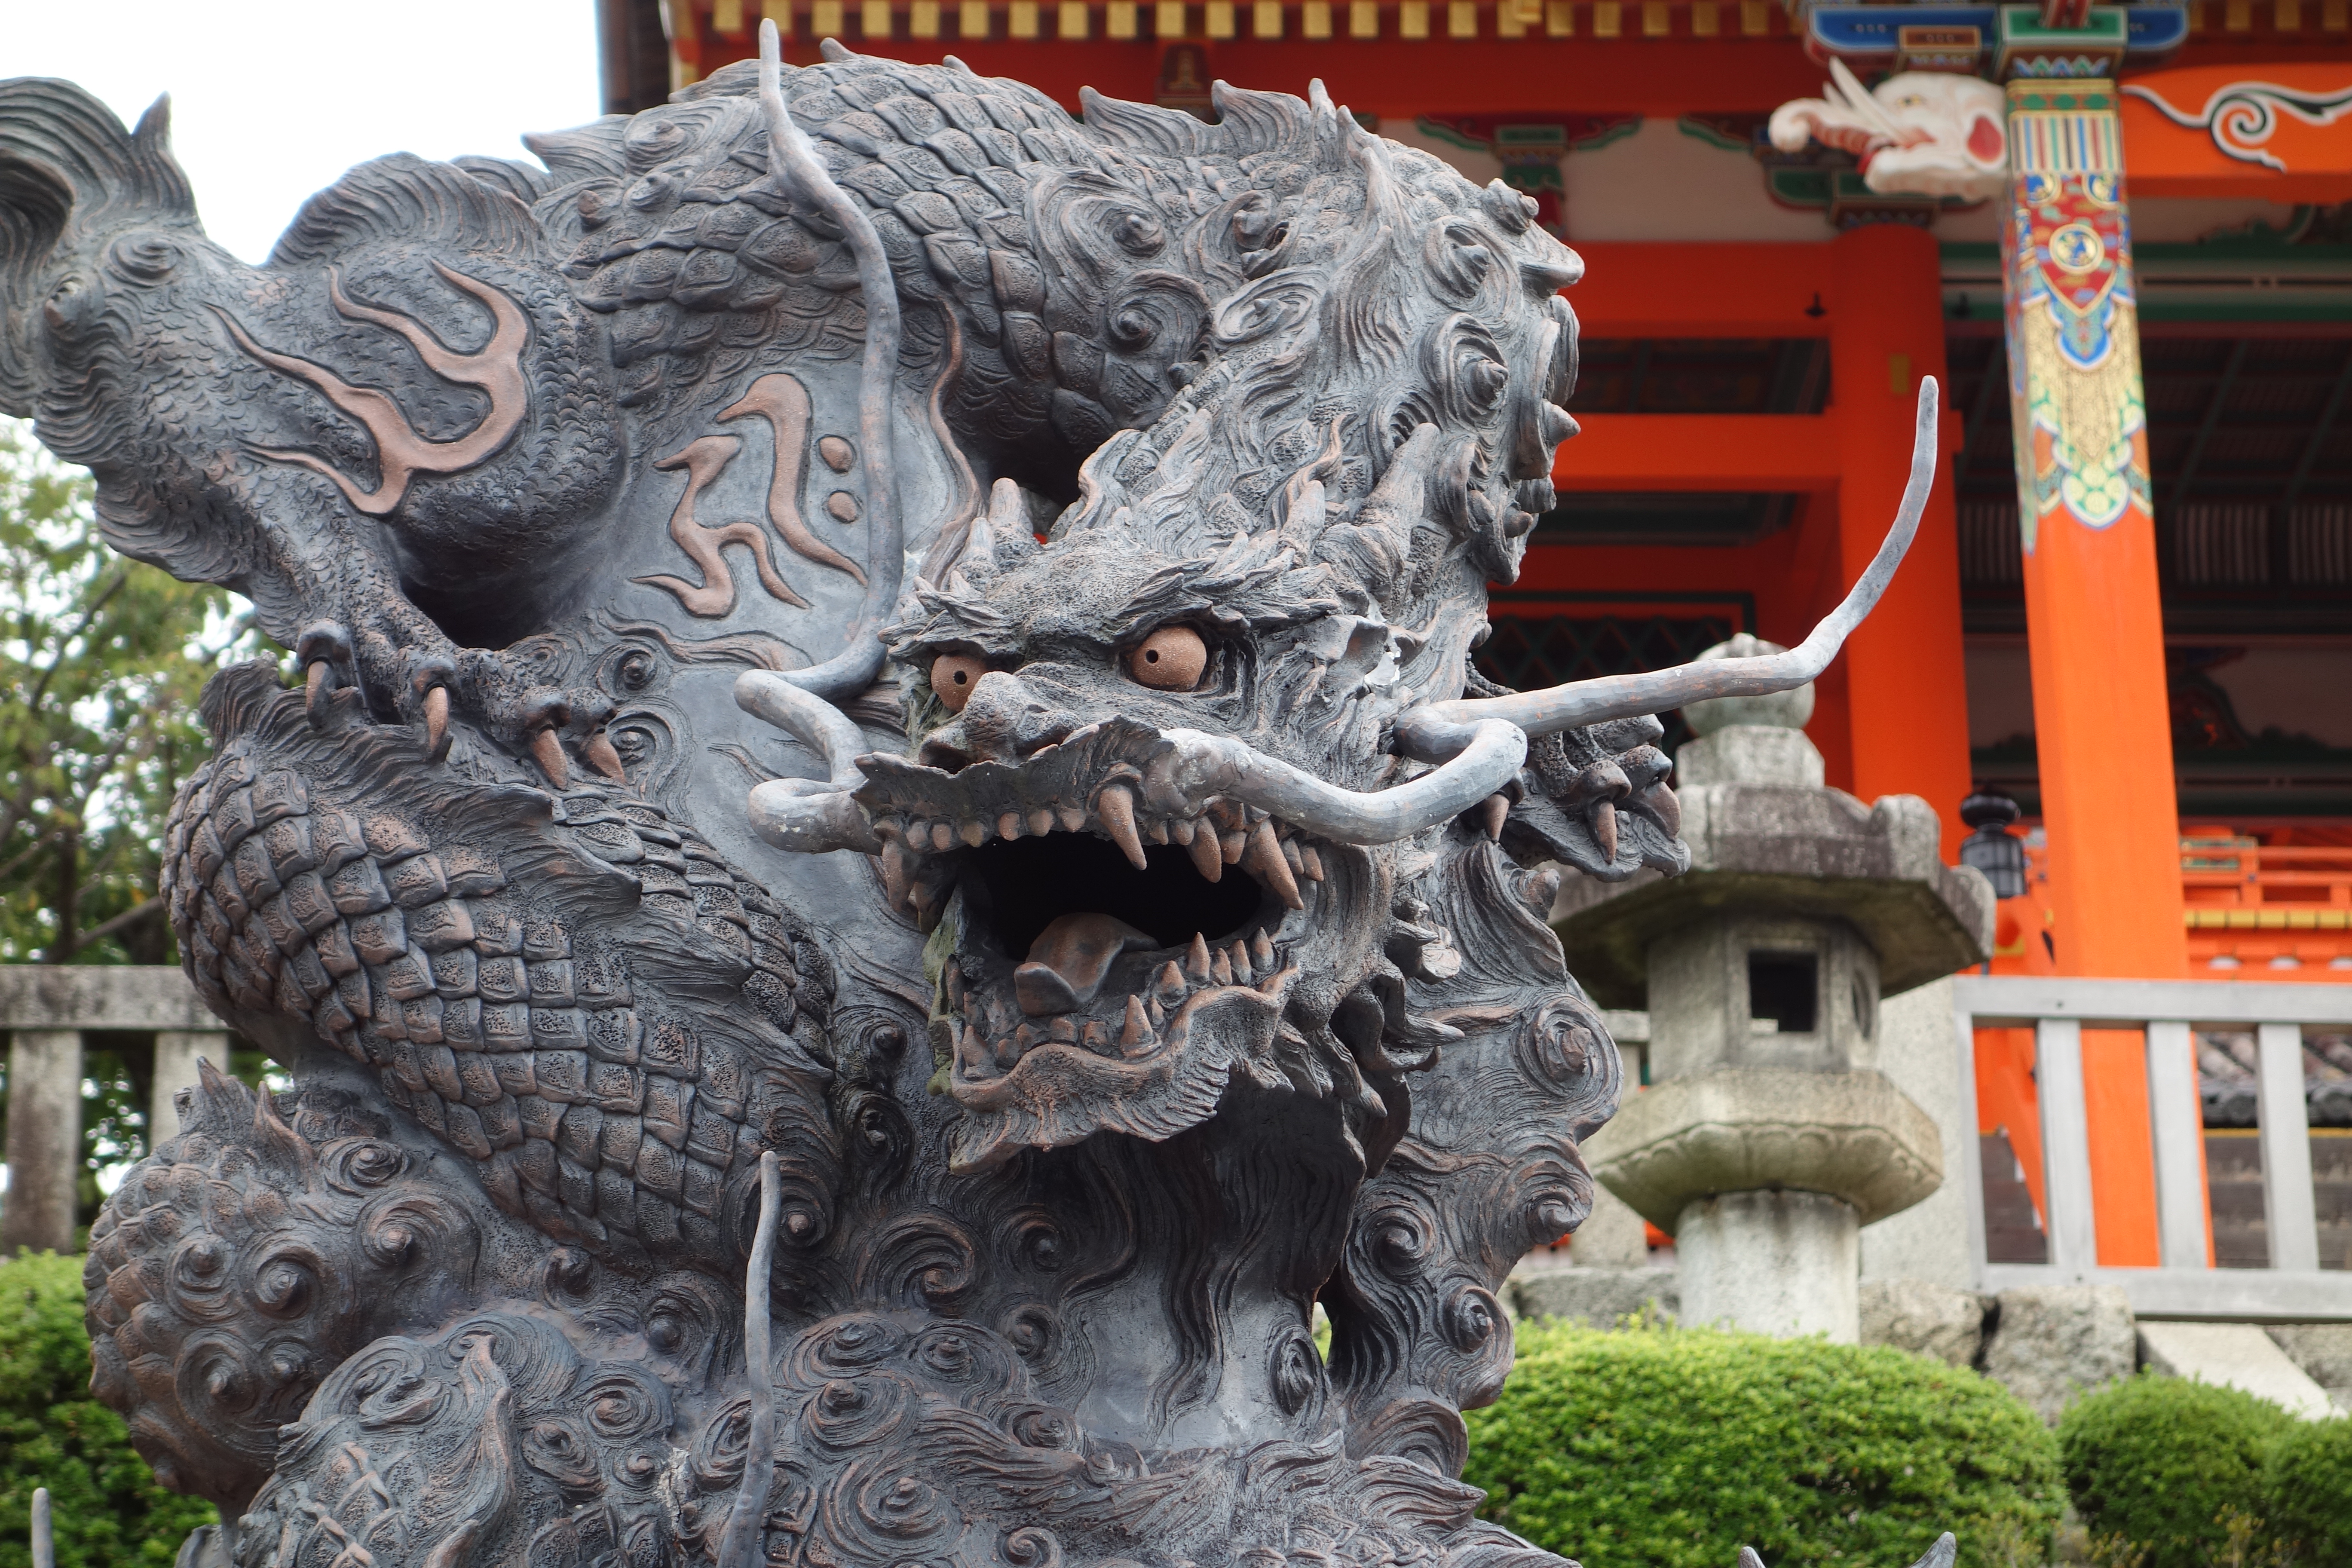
1559, 637, 1993, 1341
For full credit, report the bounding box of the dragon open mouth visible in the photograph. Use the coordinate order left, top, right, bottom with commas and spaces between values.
847, 718, 1367, 1157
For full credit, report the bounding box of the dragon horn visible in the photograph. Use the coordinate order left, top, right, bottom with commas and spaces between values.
1396, 377, 1939, 748
1829, 57, 1908, 142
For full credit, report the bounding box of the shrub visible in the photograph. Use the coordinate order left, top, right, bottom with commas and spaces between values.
1463, 1319, 2062, 1568
0, 1252, 214, 1568
2055, 1373, 2294, 1568
2259, 1412, 2352, 1563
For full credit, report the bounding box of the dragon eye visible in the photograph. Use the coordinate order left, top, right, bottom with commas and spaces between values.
1127, 626, 1207, 691
931, 653, 987, 712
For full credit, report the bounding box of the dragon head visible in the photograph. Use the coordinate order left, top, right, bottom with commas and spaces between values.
748, 92, 1592, 1170
1768, 62, 2009, 204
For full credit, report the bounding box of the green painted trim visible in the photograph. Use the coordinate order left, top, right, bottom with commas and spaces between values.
1412, 116, 1491, 153
1568, 117, 1644, 153
1675, 114, 1751, 153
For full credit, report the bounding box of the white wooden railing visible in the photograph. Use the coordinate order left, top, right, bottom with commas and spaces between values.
1952, 975, 2352, 1320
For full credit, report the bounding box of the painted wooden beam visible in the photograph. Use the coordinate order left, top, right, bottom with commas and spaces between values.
1552, 413, 1838, 490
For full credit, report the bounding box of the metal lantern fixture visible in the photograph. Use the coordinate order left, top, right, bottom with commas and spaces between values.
1958, 788, 2028, 900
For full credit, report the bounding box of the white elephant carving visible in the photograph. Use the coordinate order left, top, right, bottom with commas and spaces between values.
1770, 60, 2009, 202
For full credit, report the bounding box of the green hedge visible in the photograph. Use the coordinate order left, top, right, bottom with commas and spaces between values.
2058, 1372, 2352, 1567
2261, 1410, 2352, 1563
1464, 1320, 2062, 1568
0, 1253, 212, 1568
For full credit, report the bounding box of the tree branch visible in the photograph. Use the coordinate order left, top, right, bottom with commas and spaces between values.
70, 895, 164, 952
26, 568, 127, 714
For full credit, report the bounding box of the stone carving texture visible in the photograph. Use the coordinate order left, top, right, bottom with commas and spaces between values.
1, 34, 1942, 1568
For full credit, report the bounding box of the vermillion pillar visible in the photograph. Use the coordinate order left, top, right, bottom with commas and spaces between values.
2002, 80, 2187, 1265
1827, 224, 1973, 859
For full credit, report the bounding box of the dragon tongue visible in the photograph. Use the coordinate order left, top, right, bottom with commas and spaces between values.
1013, 912, 1157, 1016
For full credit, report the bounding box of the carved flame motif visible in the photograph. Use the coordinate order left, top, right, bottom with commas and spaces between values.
634, 371, 866, 619
635, 434, 808, 616
214, 263, 529, 516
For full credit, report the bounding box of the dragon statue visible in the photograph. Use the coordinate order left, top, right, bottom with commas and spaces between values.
1, 28, 1949, 1568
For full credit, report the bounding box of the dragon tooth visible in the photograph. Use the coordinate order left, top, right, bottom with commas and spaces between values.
584, 730, 626, 782
1047, 1017, 1078, 1043
1259, 966, 1288, 996
1028, 807, 1057, 839
1299, 845, 1325, 882
1479, 793, 1510, 842
930, 821, 956, 853
1185, 829, 1224, 883
1148, 995, 1167, 1027
1170, 817, 1196, 846
1245, 821, 1304, 912
530, 729, 570, 790
1185, 933, 1212, 983
1014, 1023, 1039, 1051
1097, 784, 1147, 870
1220, 830, 1246, 865
1281, 837, 1305, 876
1155, 962, 1187, 1008
879, 841, 913, 908
1251, 929, 1276, 969
998, 812, 1024, 841
1211, 949, 1233, 986
1147, 817, 1170, 845
1121, 994, 1154, 1051
1227, 942, 1251, 986
1057, 804, 1087, 833
1082, 1020, 1109, 1050
1589, 799, 1619, 861
959, 819, 988, 848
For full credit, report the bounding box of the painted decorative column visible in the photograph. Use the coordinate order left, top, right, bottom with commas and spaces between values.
2001, 78, 2183, 1265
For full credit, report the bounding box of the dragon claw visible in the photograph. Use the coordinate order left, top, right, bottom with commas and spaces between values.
295, 620, 353, 727
406, 653, 459, 763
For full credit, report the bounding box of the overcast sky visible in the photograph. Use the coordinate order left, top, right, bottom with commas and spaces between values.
6, 0, 604, 264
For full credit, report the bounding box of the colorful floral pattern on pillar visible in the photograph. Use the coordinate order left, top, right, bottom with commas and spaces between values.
2002, 83, 2153, 550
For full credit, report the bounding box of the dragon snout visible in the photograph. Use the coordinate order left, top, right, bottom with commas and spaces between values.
921, 671, 1079, 771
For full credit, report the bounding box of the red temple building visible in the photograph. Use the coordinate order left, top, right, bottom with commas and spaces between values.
599, 0, 2352, 1298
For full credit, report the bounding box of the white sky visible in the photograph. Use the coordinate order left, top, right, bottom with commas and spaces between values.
4, 0, 604, 264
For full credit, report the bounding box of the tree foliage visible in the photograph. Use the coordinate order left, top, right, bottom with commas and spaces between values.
0, 419, 253, 967
1, 418, 268, 1217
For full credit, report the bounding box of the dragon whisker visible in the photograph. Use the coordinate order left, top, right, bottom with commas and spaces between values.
1396, 377, 1939, 747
